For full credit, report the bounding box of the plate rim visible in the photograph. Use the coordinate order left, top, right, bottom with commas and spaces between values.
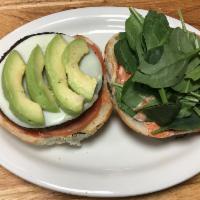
0, 6, 200, 197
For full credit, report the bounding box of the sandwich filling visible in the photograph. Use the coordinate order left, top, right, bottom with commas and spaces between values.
113, 8, 200, 134
0, 33, 103, 129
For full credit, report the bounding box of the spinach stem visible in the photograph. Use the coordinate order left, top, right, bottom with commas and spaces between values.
195, 35, 200, 49
177, 9, 187, 33
112, 82, 123, 88
184, 79, 190, 93
190, 91, 200, 99
129, 7, 143, 25
159, 88, 168, 104
193, 106, 200, 117
181, 100, 196, 107
184, 96, 199, 103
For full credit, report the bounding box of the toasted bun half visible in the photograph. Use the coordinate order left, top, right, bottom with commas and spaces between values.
105, 34, 200, 138
0, 34, 112, 146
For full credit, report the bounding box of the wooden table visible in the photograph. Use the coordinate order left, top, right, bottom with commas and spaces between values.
0, 0, 200, 199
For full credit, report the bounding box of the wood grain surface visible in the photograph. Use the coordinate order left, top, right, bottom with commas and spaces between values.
0, 0, 200, 199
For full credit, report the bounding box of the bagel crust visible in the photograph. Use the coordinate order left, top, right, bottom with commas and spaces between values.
0, 34, 112, 146
104, 34, 200, 138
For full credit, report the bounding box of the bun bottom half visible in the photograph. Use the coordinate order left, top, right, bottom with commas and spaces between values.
104, 34, 199, 138
0, 34, 113, 146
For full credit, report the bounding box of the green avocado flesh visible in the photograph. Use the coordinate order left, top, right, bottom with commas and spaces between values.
2, 51, 45, 126
26, 45, 59, 112
45, 35, 84, 115
1, 34, 100, 127
62, 38, 97, 101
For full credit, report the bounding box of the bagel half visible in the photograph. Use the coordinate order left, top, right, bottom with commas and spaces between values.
105, 34, 200, 139
0, 34, 112, 146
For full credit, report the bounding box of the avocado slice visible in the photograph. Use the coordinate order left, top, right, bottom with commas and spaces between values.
45, 34, 84, 115
26, 45, 59, 112
62, 38, 97, 101
2, 50, 44, 126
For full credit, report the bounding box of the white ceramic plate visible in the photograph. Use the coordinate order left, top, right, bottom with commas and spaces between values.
0, 7, 200, 197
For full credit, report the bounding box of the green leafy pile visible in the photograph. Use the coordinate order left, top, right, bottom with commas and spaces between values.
114, 8, 200, 134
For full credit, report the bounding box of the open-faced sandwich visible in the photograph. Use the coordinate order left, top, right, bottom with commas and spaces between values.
0, 33, 112, 145
105, 8, 200, 138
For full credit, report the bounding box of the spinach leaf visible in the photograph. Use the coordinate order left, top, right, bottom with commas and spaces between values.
173, 55, 200, 93
133, 59, 188, 88
179, 9, 200, 50
114, 39, 138, 73
178, 9, 187, 33
118, 8, 200, 127
142, 11, 171, 65
135, 34, 145, 63
142, 103, 180, 126
139, 28, 200, 75
177, 105, 193, 118
144, 46, 164, 65
129, 7, 144, 23
143, 10, 170, 51
172, 79, 200, 93
125, 8, 144, 51
189, 32, 200, 49
170, 28, 195, 53
183, 95, 199, 103
119, 32, 126, 40
156, 112, 200, 132
185, 65, 200, 81
114, 85, 136, 117
133, 42, 200, 89
177, 10, 200, 50
190, 91, 200, 99
167, 90, 183, 102
185, 56, 200, 74
193, 106, 200, 117
121, 78, 160, 110
177, 97, 197, 118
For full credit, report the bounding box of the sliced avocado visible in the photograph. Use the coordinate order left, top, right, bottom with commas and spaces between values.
45, 34, 84, 115
62, 38, 97, 101
2, 64, 9, 100
2, 50, 44, 126
26, 45, 59, 112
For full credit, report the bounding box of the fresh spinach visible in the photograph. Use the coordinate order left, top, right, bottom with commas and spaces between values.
177, 105, 193, 118
125, 8, 144, 52
172, 79, 200, 93
139, 28, 200, 75
185, 65, 200, 81
135, 34, 145, 63
144, 46, 164, 65
178, 9, 187, 33
114, 85, 136, 117
178, 9, 200, 49
121, 78, 160, 110
143, 10, 170, 51
193, 106, 200, 117
133, 58, 188, 88
185, 56, 200, 74
142, 103, 180, 126
113, 8, 200, 133
190, 91, 200, 99
153, 112, 200, 133
114, 39, 138, 73
119, 32, 126, 40
142, 10, 170, 64
170, 28, 195, 53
